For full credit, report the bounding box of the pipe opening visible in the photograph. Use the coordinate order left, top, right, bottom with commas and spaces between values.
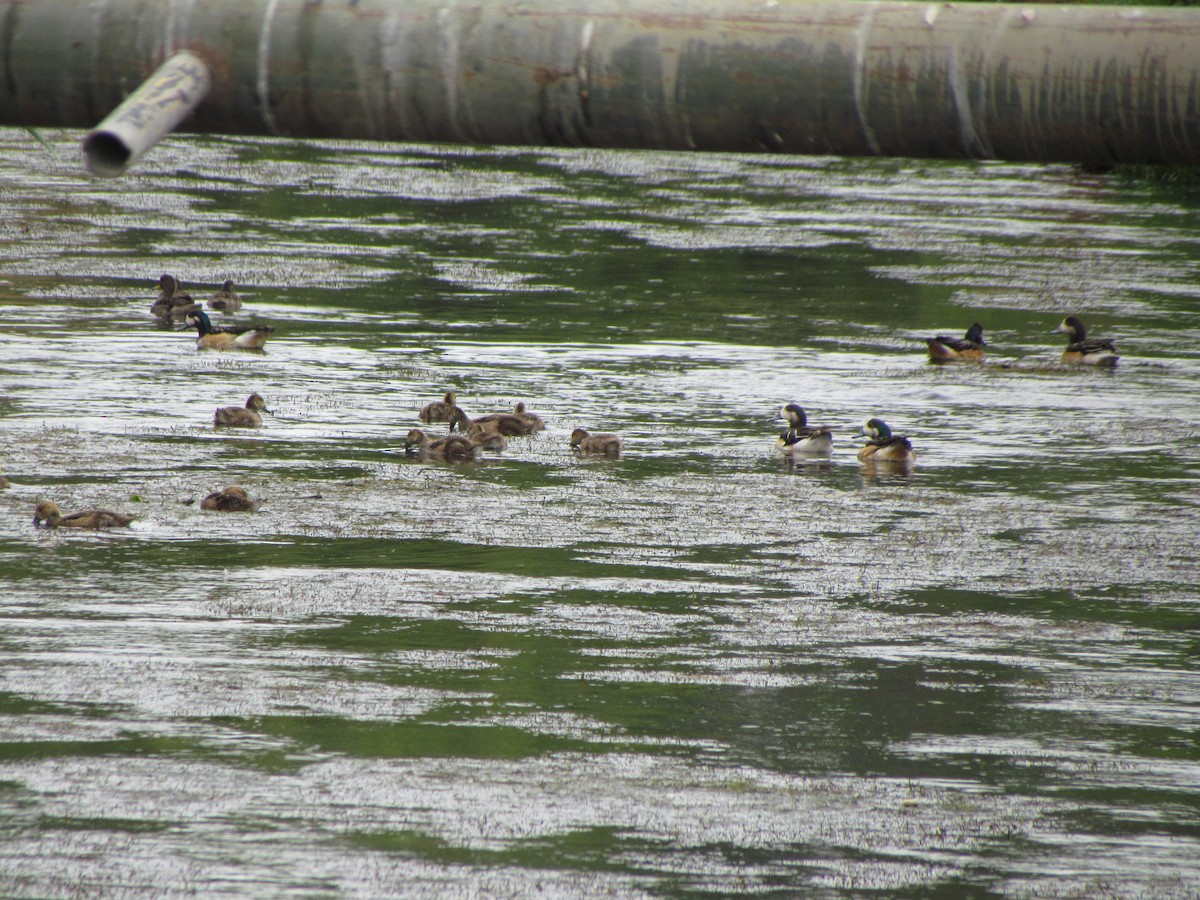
83, 131, 133, 178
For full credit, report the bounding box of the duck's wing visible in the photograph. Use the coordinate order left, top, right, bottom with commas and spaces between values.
1072, 337, 1118, 354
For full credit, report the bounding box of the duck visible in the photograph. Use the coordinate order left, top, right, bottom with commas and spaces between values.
775, 404, 834, 457
403, 428, 483, 462
927, 323, 986, 363
451, 407, 537, 438
150, 274, 201, 322
418, 391, 459, 424
33, 500, 135, 529
214, 393, 272, 427
207, 279, 243, 314
511, 402, 546, 432
855, 418, 916, 463
187, 309, 274, 351
468, 429, 508, 452
200, 485, 262, 512
1053, 316, 1119, 367
570, 427, 623, 456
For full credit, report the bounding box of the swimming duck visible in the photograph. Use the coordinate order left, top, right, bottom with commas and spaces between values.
214, 393, 272, 427
418, 392, 459, 424
33, 500, 135, 529
775, 404, 834, 457
451, 407, 537, 438
1053, 316, 1119, 367
570, 427, 623, 456
403, 428, 483, 461
208, 279, 243, 314
469, 430, 508, 452
927, 323, 986, 363
187, 309, 274, 350
855, 418, 916, 463
511, 402, 546, 432
150, 274, 201, 321
200, 485, 262, 512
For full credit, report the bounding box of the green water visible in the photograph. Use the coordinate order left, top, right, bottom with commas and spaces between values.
0, 129, 1198, 898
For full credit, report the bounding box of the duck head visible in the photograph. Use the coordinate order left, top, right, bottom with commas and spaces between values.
780, 403, 808, 428
1053, 316, 1086, 341
857, 418, 892, 441
32, 500, 61, 527
186, 309, 214, 335
246, 393, 273, 415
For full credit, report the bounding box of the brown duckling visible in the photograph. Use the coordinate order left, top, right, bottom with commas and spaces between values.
512, 402, 546, 432
570, 428, 623, 456
403, 429, 483, 462
33, 500, 135, 529
451, 407, 536, 438
214, 393, 272, 427
200, 485, 262, 512
208, 279, 243, 314
418, 392, 459, 424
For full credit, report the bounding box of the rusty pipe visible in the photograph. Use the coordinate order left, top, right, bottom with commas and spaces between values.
82, 50, 212, 177
1, 0, 1199, 169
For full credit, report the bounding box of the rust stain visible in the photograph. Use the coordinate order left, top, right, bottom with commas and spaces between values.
533, 65, 573, 85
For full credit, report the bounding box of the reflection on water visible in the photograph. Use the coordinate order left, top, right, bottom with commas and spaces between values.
0, 129, 1198, 898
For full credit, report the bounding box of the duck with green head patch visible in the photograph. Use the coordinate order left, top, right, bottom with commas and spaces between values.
775, 403, 834, 457
927, 323, 986, 363
187, 309, 274, 351
855, 417, 915, 463
1053, 316, 1119, 367
33, 500, 135, 529
214, 393, 272, 427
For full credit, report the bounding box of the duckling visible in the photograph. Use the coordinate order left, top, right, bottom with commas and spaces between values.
451, 407, 535, 438
150, 274, 201, 322
207, 279, 243, 314
855, 418, 915, 463
469, 430, 508, 452
403, 428, 483, 462
1053, 316, 1119, 367
926, 323, 986, 363
775, 404, 834, 457
200, 485, 262, 512
570, 428, 623, 456
214, 393, 272, 427
33, 500, 135, 529
418, 392, 459, 424
187, 309, 274, 351
511, 402, 546, 432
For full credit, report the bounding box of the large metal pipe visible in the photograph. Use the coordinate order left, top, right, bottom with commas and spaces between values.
1, 0, 1198, 167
